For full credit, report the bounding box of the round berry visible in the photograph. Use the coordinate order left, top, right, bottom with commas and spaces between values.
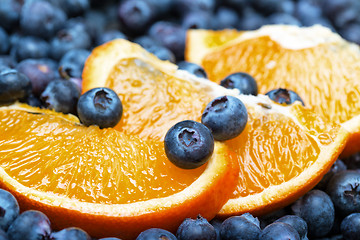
266, 88, 305, 106
259, 222, 300, 240
274, 215, 308, 240
341, 213, 360, 240
77, 87, 123, 129
177, 61, 207, 79
136, 228, 177, 240
0, 69, 32, 105
59, 49, 90, 79
164, 120, 214, 169
316, 159, 347, 190
176, 215, 216, 240
201, 95, 248, 141
0, 189, 19, 231
220, 72, 258, 95
50, 227, 91, 240
220, 214, 261, 240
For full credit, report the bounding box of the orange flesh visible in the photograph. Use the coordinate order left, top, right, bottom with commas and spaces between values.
107, 58, 214, 141
0, 109, 206, 204
202, 36, 360, 124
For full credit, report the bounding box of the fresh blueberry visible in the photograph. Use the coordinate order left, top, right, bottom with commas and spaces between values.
176, 215, 216, 240
339, 23, 360, 45
275, 215, 308, 240
343, 152, 360, 170
278, 0, 296, 15
222, 0, 249, 11
266, 88, 305, 106
259, 222, 300, 240
146, 45, 176, 63
174, 0, 216, 16
252, 0, 289, 16
0, 56, 16, 73
52, 0, 90, 17
316, 159, 347, 190
41, 79, 80, 114
201, 96, 248, 141
133, 36, 160, 49
182, 11, 213, 30
268, 13, 302, 26
340, 213, 360, 240
238, 7, 266, 30
7, 210, 51, 240
164, 120, 214, 169
0, 28, 9, 55
148, 21, 186, 60
0, 69, 32, 105
83, 10, 107, 41
96, 30, 127, 46
77, 87, 123, 128
291, 189, 335, 237
295, 0, 323, 26
0, 229, 8, 240
220, 72, 258, 96
17, 58, 58, 96
24, 94, 43, 108
11, 36, 50, 61
59, 49, 90, 79
209, 218, 222, 240
0, 0, 23, 32
50, 227, 91, 240
259, 208, 290, 229
326, 170, 360, 217
50, 26, 91, 60
220, 213, 261, 240
0, 190, 19, 232
145, 0, 174, 15
20, 0, 67, 40
212, 7, 240, 30
136, 228, 176, 240
178, 61, 207, 79
325, 0, 360, 30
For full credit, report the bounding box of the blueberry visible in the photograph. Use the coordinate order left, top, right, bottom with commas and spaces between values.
182, 11, 213, 30
7, 210, 51, 240
0, 28, 9, 55
339, 23, 360, 45
341, 213, 360, 240
98, 238, 122, 240
59, 49, 90, 79
326, 170, 360, 217
238, 7, 266, 30
52, 0, 90, 17
209, 218, 222, 240
275, 215, 308, 240
316, 159, 347, 190
148, 21, 186, 60
0, 229, 8, 240
291, 190, 335, 237
0, 69, 32, 105
83, 10, 107, 41
0, 56, 16, 73
133, 36, 160, 49
220, 214, 261, 240
20, 0, 67, 40
259, 208, 290, 229
343, 152, 360, 170
77, 87, 123, 128
11, 36, 50, 61
96, 30, 127, 46
176, 215, 216, 240
220, 72, 258, 96
24, 94, 43, 108
50, 227, 91, 240
252, 0, 289, 16
146, 45, 176, 63
136, 228, 176, 240
266, 88, 305, 106
0, 190, 19, 232
259, 222, 300, 240
201, 96, 248, 141
295, 0, 323, 25
178, 61, 207, 79
41, 79, 80, 114
174, 0, 216, 16
164, 120, 214, 169
212, 7, 240, 30
17, 59, 58, 96
0, 0, 23, 32
268, 13, 302, 26
145, 0, 174, 15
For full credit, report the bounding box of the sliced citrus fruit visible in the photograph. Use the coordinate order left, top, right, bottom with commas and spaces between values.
185, 25, 360, 157
82, 39, 349, 217
0, 103, 238, 239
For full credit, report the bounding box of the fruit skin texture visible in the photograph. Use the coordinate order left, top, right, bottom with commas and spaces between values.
220, 72, 258, 96
340, 213, 360, 240
291, 190, 335, 238
326, 170, 360, 217
274, 215, 308, 240
259, 222, 300, 240
266, 88, 305, 106
77, 87, 123, 128
201, 95, 248, 141
136, 228, 177, 240
0, 69, 32, 104
176, 215, 216, 240
50, 227, 91, 240
0, 189, 19, 231
220, 214, 261, 240
7, 210, 51, 240
164, 120, 214, 169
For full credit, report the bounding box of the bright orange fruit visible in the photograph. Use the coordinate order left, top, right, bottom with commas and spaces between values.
185, 25, 360, 157
0, 103, 238, 240
82, 39, 349, 218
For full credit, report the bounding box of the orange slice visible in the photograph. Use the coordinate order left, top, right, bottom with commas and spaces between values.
0, 103, 238, 240
185, 25, 360, 157
82, 39, 349, 217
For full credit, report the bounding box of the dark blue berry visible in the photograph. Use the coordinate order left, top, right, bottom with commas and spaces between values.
96, 30, 127, 46
220, 214, 261, 240
133, 36, 160, 49
0, 229, 8, 240
343, 152, 360, 170
339, 23, 360, 45
11, 36, 50, 61
0, 56, 16, 73
136, 228, 177, 240
50, 227, 91, 240
24, 94, 43, 108
83, 10, 107, 41
266, 88, 305, 106
291, 189, 335, 237
164, 120, 214, 169
251, 0, 288, 15
275, 215, 308, 240
0, 0, 23, 32
212, 7, 240, 30
7, 210, 51, 240
209, 218, 222, 240
201, 96, 248, 141
182, 11, 213, 30
268, 13, 302, 26
77, 87, 123, 128
20, 0, 67, 40
178, 61, 207, 79
222, 0, 249, 11
238, 7, 266, 30
0, 28, 9, 55
59, 49, 90, 79
17, 59, 58, 96
341, 213, 360, 240
220, 72, 258, 96
52, 0, 90, 17
259, 208, 290, 229
326, 170, 360, 217
174, 0, 216, 16
259, 222, 300, 240
176, 215, 216, 240
146, 45, 176, 63
40, 79, 80, 114
317, 159, 347, 190
0, 69, 32, 105
98, 238, 122, 240
0, 190, 19, 231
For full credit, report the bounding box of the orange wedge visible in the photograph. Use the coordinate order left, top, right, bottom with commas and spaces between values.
82, 39, 349, 218
0, 103, 238, 239
185, 24, 360, 157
